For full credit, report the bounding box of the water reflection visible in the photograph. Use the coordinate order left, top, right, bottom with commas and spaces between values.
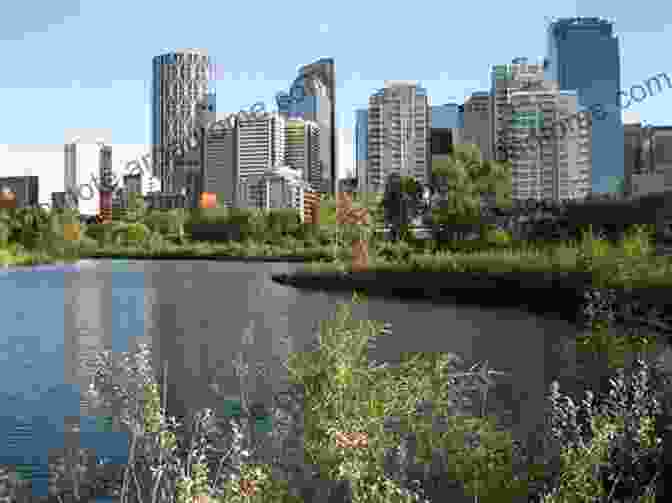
2, 259, 671, 470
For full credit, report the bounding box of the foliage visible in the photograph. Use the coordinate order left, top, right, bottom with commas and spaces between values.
380, 175, 425, 242
429, 144, 513, 241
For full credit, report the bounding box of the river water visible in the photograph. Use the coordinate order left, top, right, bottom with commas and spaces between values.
2, 259, 671, 479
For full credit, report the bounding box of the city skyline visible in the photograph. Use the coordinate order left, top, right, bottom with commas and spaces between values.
0, 3, 669, 205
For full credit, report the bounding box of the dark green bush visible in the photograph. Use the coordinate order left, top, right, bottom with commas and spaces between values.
85, 223, 112, 245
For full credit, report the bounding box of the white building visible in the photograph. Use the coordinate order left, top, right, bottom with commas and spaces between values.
237, 112, 286, 182
367, 81, 430, 192
238, 165, 310, 221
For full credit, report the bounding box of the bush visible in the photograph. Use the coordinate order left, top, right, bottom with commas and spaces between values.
125, 222, 150, 244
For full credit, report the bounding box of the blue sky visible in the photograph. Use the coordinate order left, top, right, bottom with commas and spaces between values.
0, 0, 670, 204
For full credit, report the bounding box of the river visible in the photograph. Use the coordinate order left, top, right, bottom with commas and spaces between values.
2, 258, 671, 477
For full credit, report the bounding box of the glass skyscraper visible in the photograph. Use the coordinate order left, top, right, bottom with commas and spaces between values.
276, 58, 336, 194
354, 108, 368, 193
545, 17, 623, 194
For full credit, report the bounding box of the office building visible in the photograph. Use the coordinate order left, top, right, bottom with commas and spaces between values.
354, 108, 368, 194
152, 49, 212, 193
462, 93, 493, 160
546, 17, 622, 194
237, 112, 286, 183
277, 58, 336, 194
367, 81, 430, 192
0, 176, 38, 208
285, 118, 321, 192
238, 165, 310, 219
202, 120, 238, 208
625, 124, 672, 197
64, 142, 78, 208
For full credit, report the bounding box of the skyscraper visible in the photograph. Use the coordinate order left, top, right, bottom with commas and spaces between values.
277, 58, 336, 194
461, 94, 493, 160
354, 109, 368, 194
492, 58, 591, 201
236, 112, 287, 205
152, 49, 211, 193
546, 17, 622, 194
367, 81, 430, 192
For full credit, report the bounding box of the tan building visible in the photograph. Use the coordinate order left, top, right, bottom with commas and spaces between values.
492, 58, 591, 201
367, 81, 430, 192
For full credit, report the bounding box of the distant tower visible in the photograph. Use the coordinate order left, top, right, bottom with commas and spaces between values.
98, 144, 113, 222
64, 141, 78, 209
546, 17, 622, 193
277, 58, 336, 194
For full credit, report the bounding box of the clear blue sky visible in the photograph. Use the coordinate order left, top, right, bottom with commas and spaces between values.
0, 0, 670, 202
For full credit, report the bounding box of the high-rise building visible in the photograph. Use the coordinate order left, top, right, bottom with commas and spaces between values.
462, 93, 493, 161
0, 176, 38, 208
276, 58, 336, 194
546, 17, 622, 194
285, 118, 321, 192
354, 109, 368, 194
202, 121, 238, 208
152, 49, 212, 193
64, 142, 78, 208
492, 58, 591, 201
237, 112, 286, 183
367, 81, 430, 192
98, 144, 114, 221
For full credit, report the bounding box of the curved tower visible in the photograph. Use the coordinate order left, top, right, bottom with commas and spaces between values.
152, 49, 212, 193
277, 58, 336, 195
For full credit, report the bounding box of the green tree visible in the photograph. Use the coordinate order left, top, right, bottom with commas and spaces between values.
380, 174, 424, 242
430, 144, 512, 242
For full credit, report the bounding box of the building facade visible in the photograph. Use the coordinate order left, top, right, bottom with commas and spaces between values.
237, 112, 286, 184
284, 118, 321, 192
238, 165, 310, 220
492, 58, 591, 201
0, 176, 38, 208
461, 94, 493, 161
277, 58, 336, 194
202, 123, 238, 208
625, 124, 672, 197
64, 142, 78, 208
545, 17, 622, 194
354, 108, 368, 194
152, 49, 212, 193
367, 81, 430, 193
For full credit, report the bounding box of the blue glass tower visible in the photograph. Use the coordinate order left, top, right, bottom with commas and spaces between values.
546, 17, 623, 194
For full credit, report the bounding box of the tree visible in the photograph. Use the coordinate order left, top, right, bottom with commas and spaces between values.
380, 174, 424, 242
429, 144, 512, 242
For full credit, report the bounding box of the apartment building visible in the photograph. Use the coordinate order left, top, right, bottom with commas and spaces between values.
492, 57, 591, 201
284, 118, 322, 192
367, 81, 430, 192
